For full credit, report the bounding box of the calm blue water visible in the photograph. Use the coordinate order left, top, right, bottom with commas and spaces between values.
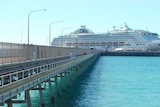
14, 56, 160, 107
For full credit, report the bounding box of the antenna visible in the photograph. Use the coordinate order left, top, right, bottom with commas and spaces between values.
46, 35, 48, 46
21, 29, 23, 44
146, 26, 148, 31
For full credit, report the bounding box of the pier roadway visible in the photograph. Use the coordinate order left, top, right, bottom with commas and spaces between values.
0, 55, 73, 76
0, 53, 99, 107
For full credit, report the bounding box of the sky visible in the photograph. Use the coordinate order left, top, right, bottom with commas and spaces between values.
0, 0, 160, 45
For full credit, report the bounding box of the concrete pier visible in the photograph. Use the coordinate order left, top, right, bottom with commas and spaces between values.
6, 99, 12, 107
68, 71, 71, 85
60, 73, 65, 92
38, 84, 45, 107
74, 68, 77, 80
70, 70, 74, 82
0, 52, 100, 107
25, 89, 31, 107
48, 80, 54, 103
55, 76, 60, 96
65, 71, 69, 88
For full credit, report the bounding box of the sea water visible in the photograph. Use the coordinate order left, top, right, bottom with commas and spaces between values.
14, 56, 160, 107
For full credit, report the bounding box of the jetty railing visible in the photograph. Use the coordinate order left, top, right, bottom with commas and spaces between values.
0, 53, 94, 104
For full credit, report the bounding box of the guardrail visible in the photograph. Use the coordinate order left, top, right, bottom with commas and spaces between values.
0, 55, 71, 76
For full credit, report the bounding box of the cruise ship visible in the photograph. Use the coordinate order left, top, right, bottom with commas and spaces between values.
52, 24, 160, 51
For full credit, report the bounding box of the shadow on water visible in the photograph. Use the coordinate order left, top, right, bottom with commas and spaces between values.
50, 58, 100, 107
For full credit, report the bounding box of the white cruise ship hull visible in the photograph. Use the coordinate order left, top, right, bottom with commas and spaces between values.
52, 25, 160, 52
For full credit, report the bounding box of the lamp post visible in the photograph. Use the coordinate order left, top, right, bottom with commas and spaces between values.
61, 27, 73, 47
28, 9, 47, 45
49, 20, 63, 46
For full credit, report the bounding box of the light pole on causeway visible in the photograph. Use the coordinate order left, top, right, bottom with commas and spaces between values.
27, 9, 47, 45
61, 27, 73, 47
49, 20, 63, 46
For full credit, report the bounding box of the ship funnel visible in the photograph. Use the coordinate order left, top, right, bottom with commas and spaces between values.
81, 25, 86, 29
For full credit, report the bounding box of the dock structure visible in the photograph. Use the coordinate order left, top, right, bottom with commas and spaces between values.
101, 51, 160, 56
0, 42, 100, 107
4, 42, 160, 107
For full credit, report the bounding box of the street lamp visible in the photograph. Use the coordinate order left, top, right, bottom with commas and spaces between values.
61, 27, 73, 47
49, 20, 63, 46
28, 9, 47, 45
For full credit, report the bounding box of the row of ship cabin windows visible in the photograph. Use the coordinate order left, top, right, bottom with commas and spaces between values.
62, 36, 135, 42
66, 42, 145, 47
66, 42, 129, 47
